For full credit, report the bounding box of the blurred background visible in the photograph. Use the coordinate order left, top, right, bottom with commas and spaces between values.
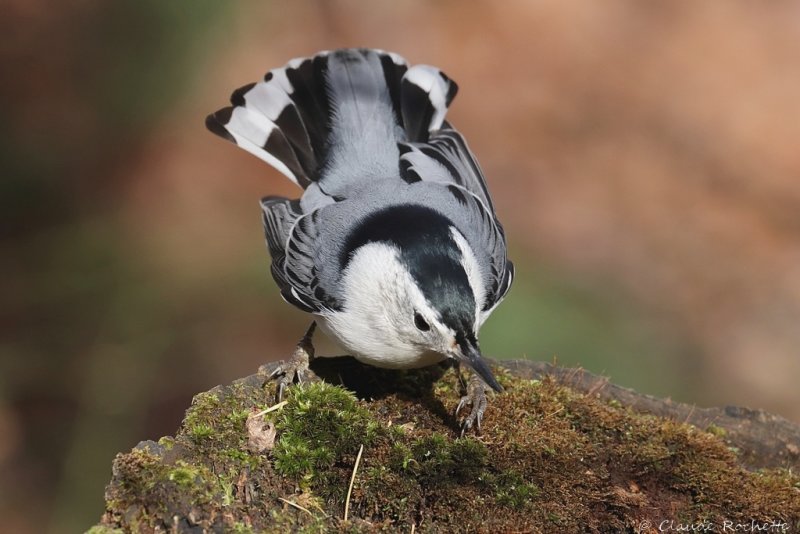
2, 1, 800, 532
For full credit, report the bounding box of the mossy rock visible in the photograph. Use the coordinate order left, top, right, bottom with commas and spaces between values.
89, 359, 800, 533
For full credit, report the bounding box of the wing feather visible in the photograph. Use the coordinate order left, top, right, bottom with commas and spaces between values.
261, 197, 340, 313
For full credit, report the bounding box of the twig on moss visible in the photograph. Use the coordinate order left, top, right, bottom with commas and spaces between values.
278, 497, 314, 517
344, 444, 365, 522
253, 400, 288, 418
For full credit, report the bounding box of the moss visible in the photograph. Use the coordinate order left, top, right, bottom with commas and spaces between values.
180, 383, 269, 473
98, 448, 219, 531
706, 423, 727, 438
402, 433, 488, 484
188, 422, 214, 441
167, 460, 206, 488
490, 471, 540, 509
91, 365, 800, 533
157, 436, 175, 450
273, 382, 380, 486
228, 521, 255, 534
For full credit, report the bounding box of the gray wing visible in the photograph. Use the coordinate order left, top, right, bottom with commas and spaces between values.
398, 128, 514, 311
260, 197, 341, 314
399, 126, 495, 212
450, 184, 514, 313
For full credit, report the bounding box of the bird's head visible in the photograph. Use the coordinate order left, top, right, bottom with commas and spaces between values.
333, 205, 502, 392
399, 243, 502, 393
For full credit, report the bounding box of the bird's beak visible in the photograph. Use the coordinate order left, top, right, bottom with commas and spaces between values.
454, 338, 503, 393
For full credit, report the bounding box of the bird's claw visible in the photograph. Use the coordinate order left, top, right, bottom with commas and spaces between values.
266, 322, 316, 402
455, 374, 489, 437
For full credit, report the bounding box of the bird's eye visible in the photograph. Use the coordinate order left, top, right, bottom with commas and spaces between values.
414, 312, 430, 331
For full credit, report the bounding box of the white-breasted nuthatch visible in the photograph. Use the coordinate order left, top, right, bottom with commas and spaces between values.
206, 49, 514, 433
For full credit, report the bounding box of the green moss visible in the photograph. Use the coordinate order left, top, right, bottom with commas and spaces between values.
167, 460, 205, 488
706, 423, 727, 437
388, 442, 414, 471
157, 436, 175, 450
273, 382, 379, 483
93, 365, 800, 533
490, 471, 540, 509
264, 508, 329, 534
179, 383, 269, 475
98, 448, 218, 530
228, 522, 255, 534
403, 434, 488, 484
189, 422, 214, 441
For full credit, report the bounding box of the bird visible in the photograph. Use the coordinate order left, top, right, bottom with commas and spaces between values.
206, 48, 514, 433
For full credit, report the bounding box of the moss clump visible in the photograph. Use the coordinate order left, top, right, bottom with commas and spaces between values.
401, 433, 488, 484
188, 422, 214, 441
706, 423, 727, 438
100, 447, 217, 532
89, 364, 800, 533
179, 382, 271, 476
490, 471, 540, 509
167, 460, 206, 488
273, 382, 380, 484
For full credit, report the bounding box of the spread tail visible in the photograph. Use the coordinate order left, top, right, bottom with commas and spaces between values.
206, 48, 458, 189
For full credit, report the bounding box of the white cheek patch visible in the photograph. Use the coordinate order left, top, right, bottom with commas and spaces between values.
341, 243, 408, 319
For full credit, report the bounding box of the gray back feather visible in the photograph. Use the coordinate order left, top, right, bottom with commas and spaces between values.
320, 52, 407, 196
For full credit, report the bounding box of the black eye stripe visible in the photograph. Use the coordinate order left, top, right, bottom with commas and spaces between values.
414, 312, 430, 331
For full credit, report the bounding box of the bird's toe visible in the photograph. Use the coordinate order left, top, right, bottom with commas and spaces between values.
264, 322, 316, 403
456, 376, 489, 437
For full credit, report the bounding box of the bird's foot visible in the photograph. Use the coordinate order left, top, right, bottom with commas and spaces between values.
266, 322, 316, 402
455, 372, 489, 437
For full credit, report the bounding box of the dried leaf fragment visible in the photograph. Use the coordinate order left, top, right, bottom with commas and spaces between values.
246, 410, 277, 453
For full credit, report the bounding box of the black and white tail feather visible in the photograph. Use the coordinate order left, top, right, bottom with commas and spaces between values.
206, 48, 513, 315
206, 49, 455, 188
